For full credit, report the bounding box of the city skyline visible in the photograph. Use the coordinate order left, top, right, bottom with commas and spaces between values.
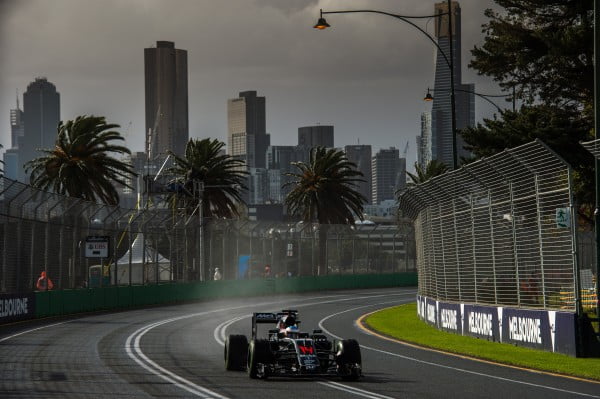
0, 0, 505, 174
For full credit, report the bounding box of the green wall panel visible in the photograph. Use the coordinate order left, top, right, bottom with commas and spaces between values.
29, 272, 416, 320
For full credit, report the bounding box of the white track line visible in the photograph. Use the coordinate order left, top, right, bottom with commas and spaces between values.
318, 304, 600, 399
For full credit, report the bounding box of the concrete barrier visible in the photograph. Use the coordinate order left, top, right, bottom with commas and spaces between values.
30, 273, 417, 319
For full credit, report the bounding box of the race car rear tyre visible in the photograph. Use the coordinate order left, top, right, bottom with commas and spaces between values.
336, 339, 362, 381
247, 339, 272, 379
225, 334, 248, 371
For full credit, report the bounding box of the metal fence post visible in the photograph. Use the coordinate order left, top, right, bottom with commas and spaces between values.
452, 198, 462, 301
508, 181, 521, 307
534, 174, 547, 307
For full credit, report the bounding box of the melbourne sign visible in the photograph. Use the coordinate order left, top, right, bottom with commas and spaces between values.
416, 295, 577, 356
0, 293, 35, 323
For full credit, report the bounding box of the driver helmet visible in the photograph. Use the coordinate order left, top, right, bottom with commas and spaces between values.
285, 325, 299, 336
283, 315, 296, 327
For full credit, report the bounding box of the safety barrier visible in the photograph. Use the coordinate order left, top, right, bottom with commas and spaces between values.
18, 272, 416, 320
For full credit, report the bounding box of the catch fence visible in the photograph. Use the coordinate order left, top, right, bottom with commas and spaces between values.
399, 140, 595, 313
0, 177, 415, 294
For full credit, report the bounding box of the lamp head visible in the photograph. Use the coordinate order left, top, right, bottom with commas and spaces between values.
424, 88, 434, 102
314, 9, 330, 30
314, 17, 330, 30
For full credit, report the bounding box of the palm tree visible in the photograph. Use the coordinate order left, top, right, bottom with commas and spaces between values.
406, 160, 449, 187
284, 147, 366, 275
166, 138, 248, 218
167, 138, 248, 281
25, 115, 135, 205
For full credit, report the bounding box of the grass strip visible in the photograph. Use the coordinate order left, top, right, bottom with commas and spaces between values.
363, 303, 600, 382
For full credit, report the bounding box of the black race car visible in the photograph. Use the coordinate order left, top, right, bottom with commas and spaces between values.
224, 309, 362, 380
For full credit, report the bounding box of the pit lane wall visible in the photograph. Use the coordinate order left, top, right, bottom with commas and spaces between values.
0, 273, 417, 323
417, 295, 577, 356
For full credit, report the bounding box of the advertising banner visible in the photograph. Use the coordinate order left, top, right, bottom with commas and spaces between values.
438, 301, 462, 334
416, 295, 577, 356
463, 304, 500, 341
0, 293, 35, 323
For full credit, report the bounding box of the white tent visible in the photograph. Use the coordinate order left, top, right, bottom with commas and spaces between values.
90, 233, 172, 285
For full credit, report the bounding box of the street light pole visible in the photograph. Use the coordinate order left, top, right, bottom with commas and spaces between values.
425, 88, 507, 113
594, 0, 600, 327
315, 1, 459, 169
445, 0, 458, 169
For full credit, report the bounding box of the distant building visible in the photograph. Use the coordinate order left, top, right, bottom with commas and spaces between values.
227, 90, 270, 169
298, 125, 334, 149
372, 147, 406, 205
12, 77, 61, 182
10, 97, 24, 148
344, 145, 372, 205
3, 95, 25, 180
266, 145, 307, 202
144, 41, 189, 163
431, 1, 474, 167
417, 112, 432, 170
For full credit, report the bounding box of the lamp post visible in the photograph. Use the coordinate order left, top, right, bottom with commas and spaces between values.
314, 1, 459, 169
424, 88, 511, 113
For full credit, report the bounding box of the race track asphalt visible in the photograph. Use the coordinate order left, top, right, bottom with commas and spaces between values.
0, 287, 598, 399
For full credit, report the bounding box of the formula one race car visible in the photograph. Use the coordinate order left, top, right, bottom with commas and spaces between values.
224, 310, 362, 380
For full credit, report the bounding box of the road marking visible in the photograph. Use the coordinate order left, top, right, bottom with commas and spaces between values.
0, 320, 72, 343
318, 304, 600, 399
317, 380, 397, 399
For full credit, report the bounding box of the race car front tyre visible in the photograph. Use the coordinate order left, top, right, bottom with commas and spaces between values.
225, 334, 248, 371
336, 339, 362, 381
247, 339, 272, 379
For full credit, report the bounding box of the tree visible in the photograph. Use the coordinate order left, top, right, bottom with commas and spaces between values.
405, 160, 449, 187
25, 115, 136, 205
166, 138, 248, 219
167, 138, 248, 281
284, 147, 366, 275
0, 144, 3, 176
462, 105, 594, 224
470, 0, 593, 109
466, 1, 595, 225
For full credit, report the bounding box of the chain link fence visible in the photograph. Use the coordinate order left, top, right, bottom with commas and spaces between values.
0, 177, 415, 294
399, 140, 594, 313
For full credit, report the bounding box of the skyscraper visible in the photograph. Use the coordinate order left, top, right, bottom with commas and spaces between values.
344, 145, 372, 205
3, 95, 25, 180
144, 41, 189, 162
371, 147, 405, 205
431, 1, 474, 167
9, 77, 61, 182
417, 112, 432, 170
298, 125, 334, 149
10, 95, 24, 148
227, 90, 270, 168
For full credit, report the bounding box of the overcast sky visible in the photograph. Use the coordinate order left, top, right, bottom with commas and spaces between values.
0, 0, 504, 171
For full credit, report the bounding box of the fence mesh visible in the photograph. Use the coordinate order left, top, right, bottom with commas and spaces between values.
399, 140, 594, 313
0, 177, 415, 294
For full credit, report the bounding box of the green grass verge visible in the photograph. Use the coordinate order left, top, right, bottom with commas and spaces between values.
364, 303, 600, 382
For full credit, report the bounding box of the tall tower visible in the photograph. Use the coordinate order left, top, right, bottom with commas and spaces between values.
144, 41, 189, 163
344, 145, 372, 205
14, 77, 60, 182
227, 90, 270, 168
431, 1, 474, 167
371, 147, 405, 205
417, 112, 432, 170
